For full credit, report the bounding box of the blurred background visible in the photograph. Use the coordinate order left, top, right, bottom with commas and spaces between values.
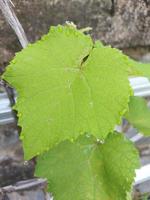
0, 0, 150, 199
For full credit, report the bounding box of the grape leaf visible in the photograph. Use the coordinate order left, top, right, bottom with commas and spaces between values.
125, 58, 150, 78
35, 133, 139, 200
2, 25, 132, 160
135, 62, 150, 78
125, 96, 150, 136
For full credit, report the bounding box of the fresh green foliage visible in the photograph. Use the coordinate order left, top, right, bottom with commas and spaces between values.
125, 57, 150, 78
2, 24, 145, 199
137, 62, 150, 78
36, 133, 139, 200
126, 96, 150, 136
3, 25, 132, 160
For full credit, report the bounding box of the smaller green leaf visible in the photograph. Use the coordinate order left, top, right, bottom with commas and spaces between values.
35, 133, 139, 200
94, 40, 104, 48
126, 58, 150, 78
135, 62, 150, 79
125, 96, 150, 136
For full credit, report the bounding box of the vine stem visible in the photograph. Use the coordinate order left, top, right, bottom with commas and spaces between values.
0, 0, 29, 48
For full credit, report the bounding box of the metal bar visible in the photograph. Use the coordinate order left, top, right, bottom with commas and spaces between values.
129, 77, 150, 97
135, 164, 150, 185
0, 178, 52, 200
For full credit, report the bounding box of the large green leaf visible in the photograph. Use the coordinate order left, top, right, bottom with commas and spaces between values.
125, 96, 150, 136
2, 25, 132, 160
35, 133, 139, 200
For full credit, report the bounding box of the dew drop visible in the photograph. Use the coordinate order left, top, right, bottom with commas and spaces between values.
24, 161, 28, 166
85, 133, 91, 138
97, 139, 104, 144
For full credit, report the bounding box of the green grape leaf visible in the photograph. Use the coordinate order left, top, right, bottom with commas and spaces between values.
94, 40, 104, 48
125, 58, 150, 78
2, 25, 132, 160
135, 62, 150, 78
125, 96, 150, 136
35, 133, 139, 200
